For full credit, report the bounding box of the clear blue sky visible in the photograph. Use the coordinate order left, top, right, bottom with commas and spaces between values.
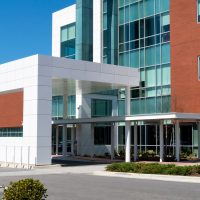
0, 0, 75, 64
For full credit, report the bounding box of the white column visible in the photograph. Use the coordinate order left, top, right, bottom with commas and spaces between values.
71, 125, 75, 156
125, 121, 131, 162
90, 124, 94, 158
114, 125, 118, 153
23, 60, 52, 165
125, 86, 131, 162
134, 122, 138, 162
198, 122, 200, 160
75, 81, 83, 119
175, 121, 180, 162
111, 123, 115, 160
125, 86, 131, 116
159, 120, 164, 162
62, 125, 67, 157
93, 0, 101, 63
63, 93, 68, 120
56, 126, 59, 155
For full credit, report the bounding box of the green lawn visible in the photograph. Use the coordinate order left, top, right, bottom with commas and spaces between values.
106, 162, 200, 176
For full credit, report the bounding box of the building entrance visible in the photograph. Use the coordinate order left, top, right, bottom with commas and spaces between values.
52, 126, 75, 156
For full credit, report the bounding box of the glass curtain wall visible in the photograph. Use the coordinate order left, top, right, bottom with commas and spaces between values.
118, 0, 170, 115
76, 0, 93, 61
61, 23, 76, 59
102, 0, 171, 115
102, 0, 118, 64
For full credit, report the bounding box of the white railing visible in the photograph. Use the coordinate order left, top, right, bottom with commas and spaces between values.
0, 146, 35, 169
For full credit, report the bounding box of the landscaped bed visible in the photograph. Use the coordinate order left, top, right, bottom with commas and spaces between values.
106, 162, 200, 176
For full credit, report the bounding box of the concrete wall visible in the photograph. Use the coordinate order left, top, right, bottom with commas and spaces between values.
0, 55, 52, 166
52, 5, 76, 57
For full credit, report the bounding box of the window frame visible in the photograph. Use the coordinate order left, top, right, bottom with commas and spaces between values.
197, 0, 200, 23
198, 56, 200, 80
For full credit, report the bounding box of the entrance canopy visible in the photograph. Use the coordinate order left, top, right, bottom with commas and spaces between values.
50, 57, 139, 96
53, 112, 200, 125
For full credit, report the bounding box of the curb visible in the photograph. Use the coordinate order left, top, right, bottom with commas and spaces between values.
93, 171, 200, 184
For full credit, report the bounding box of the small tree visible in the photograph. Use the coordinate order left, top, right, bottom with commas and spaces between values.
2, 178, 47, 200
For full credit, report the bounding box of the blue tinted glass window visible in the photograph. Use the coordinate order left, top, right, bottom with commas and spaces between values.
130, 49, 139, 68
130, 3, 138, 21
119, 25, 124, 43
146, 67, 156, 87
119, 0, 124, 7
0, 127, 23, 137
155, 15, 161, 34
140, 49, 145, 67
156, 45, 161, 64
118, 100, 125, 116
139, 1, 144, 18
146, 97, 156, 113
125, 6, 129, 23
103, 0, 107, 12
131, 99, 140, 114
119, 7, 125, 24
144, 0, 155, 17
162, 13, 170, 32
156, 66, 161, 86
160, 0, 169, 12
119, 53, 129, 66
198, 0, 200, 22
162, 96, 170, 112
130, 21, 139, 40
52, 96, 63, 119
61, 23, 76, 59
68, 96, 76, 117
103, 13, 107, 29
162, 64, 170, 85
145, 16, 155, 36
161, 43, 170, 63
91, 99, 112, 117
155, 0, 160, 14
125, 23, 130, 42
145, 46, 155, 66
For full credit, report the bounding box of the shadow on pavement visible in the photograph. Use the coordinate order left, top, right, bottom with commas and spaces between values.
52, 157, 111, 167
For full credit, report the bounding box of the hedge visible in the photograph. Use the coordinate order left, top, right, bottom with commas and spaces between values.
106, 162, 200, 176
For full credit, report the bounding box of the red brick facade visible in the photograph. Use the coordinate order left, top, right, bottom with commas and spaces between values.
171, 0, 200, 113
0, 91, 23, 128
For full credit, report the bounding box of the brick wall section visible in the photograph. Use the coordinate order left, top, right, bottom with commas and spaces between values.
171, 0, 200, 113
0, 91, 23, 128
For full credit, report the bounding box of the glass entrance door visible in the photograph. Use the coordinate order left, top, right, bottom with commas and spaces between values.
66, 128, 72, 154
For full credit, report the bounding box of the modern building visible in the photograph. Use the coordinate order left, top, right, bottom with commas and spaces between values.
0, 0, 200, 166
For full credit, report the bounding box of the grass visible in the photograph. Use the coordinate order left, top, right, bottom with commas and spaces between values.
106, 162, 200, 176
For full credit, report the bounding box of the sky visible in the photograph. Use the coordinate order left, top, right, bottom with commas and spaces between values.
0, 0, 75, 64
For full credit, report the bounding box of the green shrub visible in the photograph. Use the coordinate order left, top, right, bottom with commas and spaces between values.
2, 178, 47, 200
106, 162, 200, 176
